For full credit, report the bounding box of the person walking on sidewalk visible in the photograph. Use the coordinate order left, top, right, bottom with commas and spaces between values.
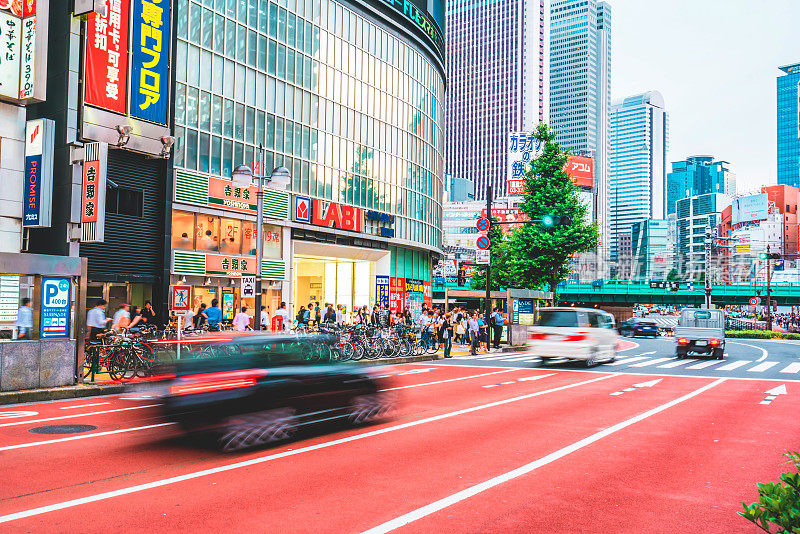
87, 300, 112, 341
468, 313, 480, 355
491, 307, 505, 349
15, 298, 33, 339
440, 312, 453, 358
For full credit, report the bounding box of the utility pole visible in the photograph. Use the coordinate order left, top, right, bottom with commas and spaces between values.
485, 184, 493, 349
704, 227, 712, 309
766, 244, 772, 331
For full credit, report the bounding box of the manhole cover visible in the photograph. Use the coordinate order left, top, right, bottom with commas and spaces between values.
29, 424, 98, 435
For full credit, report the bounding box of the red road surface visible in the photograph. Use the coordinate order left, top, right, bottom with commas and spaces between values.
0, 364, 796, 533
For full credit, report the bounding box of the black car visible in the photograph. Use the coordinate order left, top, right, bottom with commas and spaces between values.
618, 318, 660, 338
158, 335, 393, 451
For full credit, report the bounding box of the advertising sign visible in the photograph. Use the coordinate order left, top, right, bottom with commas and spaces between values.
311, 199, 363, 232
222, 291, 234, 320
129, 0, 170, 125
81, 142, 108, 242
507, 132, 543, 196
481, 208, 529, 233
518, 300, 535, 326
732, 193, 769, 225
171, 285, 191, 312
40, 276, 70, 338
85, 0, 129, 114
476, 249, 490, 264
23, 118, 54, 228
295, 195, 311, 223
512, 298, 519, 325
376, 275, 389, 307
564, 156, 594, 189
240, 276, 255, 298
389, 276, 405, 312
0, 0, 46, 103
404, 279, 423, 322
205, 254, 256, 276
0, 10, 21, 98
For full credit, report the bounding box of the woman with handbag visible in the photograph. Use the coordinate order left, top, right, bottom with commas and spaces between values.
439, 313, 454, 358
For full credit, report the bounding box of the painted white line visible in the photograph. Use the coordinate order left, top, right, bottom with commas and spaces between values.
0, 423, 175, 452
779, 362, 800, 374
658, 359, 697, 368
382, 369, 519, 391
685, 360, 721, 370
59, 402, 111, 410
361, 378, 728, 534
714, 360, 752, 372
0, 405, 160, 429
0, 411, 39, 419
747, 362, 779, 373
728, 341, 769, 362
604, 356, 650, 366
629, 357, 674, 368
0, 374, 615, 525
498, 355, 539, 362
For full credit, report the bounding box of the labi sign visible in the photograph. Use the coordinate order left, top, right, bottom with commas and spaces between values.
294, 196, 363, 232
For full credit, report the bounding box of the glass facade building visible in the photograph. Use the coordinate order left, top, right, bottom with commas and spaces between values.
630, 219, 670, 280
777, 63, 800, 188
608, 91, 668, 262
676, 193, 730, 277
666, 156, 734, 216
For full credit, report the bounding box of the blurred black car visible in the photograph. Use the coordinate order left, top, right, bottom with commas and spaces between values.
617, 318, 660, 338
158, 335, 393, 451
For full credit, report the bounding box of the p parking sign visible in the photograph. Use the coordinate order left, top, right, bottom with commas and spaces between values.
41, 277, 71, 339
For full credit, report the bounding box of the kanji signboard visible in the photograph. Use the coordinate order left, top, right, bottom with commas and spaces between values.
130, 0, 170, 125
84, 0, 129, 114
507, 132, 542, 196
81, 142, 108, 242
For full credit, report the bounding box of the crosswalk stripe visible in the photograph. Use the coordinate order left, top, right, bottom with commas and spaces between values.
498, 355, 538, 361
629, 357, 674, 368
715, 360, 752, 371
604, 356, 650, 366
780, 362, 800, 374
685, 360, 721, 369
747, 362, 778, 373
658, 359, 697, 368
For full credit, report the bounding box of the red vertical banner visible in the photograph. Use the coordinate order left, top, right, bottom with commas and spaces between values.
389, 277, 405, 312
85, 0, 129, 114
423, 281, 432, 309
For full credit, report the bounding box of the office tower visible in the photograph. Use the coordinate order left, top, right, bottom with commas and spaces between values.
676, 194, 731, 277
608, 91, 669, 262
445, 0, 548, 200
778, 63, 800, 188
549, 0, 611, 255
666, 156, 735, 216
631, 219, 670, 280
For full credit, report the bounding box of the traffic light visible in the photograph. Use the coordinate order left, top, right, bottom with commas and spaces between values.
542, 215, 573, 228
759, 253, 781, 260
457, 268, 466, 287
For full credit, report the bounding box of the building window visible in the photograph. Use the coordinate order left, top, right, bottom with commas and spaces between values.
106, 185, 143, 217
171, 210, 195, 249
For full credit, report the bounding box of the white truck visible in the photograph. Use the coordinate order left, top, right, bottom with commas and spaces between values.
674, 308, 726, 360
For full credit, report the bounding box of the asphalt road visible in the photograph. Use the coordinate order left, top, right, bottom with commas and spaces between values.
0, 360, 797, 533
443, 336, 800, 381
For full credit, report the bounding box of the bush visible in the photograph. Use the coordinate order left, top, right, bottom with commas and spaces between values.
726, 330, 800, 340
740, 451, 800, 533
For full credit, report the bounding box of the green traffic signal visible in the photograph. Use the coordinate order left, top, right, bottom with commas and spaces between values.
542, 215, 555, 227
541, 215, 572, 228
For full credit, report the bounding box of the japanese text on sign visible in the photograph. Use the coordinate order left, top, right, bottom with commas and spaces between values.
130, 0, 170, 125
507, 132, 543, 195
82, 160, 99, 223
85, 0, 129, 114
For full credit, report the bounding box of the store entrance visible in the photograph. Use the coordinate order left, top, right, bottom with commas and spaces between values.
294, 256, 374, 321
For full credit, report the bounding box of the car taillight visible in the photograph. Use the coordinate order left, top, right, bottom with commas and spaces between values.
677, 337, 689, 345
170, 369, 267, 395
528, 333, 548, 340
563, 334, 587, 342
710, 339, 720, 346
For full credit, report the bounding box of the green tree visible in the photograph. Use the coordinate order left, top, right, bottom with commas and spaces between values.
666, 268, 680, 281
494, 124, 598, 302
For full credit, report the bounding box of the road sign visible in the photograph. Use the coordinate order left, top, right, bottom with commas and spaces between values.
476, 217, 490, 232
171, 286, 192, 312
760, 384, 787, 405
476, 235, 491, 250
749, 297, 760, 306
476, 249, 490, 264
241, 276, 256, 298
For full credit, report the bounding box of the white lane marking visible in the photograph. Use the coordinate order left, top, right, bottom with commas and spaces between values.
0, 411, 39, 420
481, 374, 557, 388
0, 405, 159, 428
59, 402, 111, 410
361, 378, 728, 534
0, 374, 616, 524
760, 384, 788, 405
715, 360, 752, 371
382, 369, 519, 391
604, 356, 650, 366
629, 357, 674, 368
747, 362, 779, 373
0, 423, 175, 452
728, 341, 769, 362
498, 355, 540, 362
685, 360, 721, 369
780, 362, 800, 374
658, 359, 697, 368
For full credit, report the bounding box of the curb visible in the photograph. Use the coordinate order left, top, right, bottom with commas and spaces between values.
0, 383, 127, 406
350, 354, 440, 366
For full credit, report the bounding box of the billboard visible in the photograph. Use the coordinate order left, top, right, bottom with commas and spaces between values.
0, 0, 47, 103
565, 156, 594, 189
507, 132, 543, 196
41, 277, 71, 339
84, 0, 129, 114
81, 142, 108, 242
23, 118, 54, 228
129, 0, 170, 125
732, 193, 768, 225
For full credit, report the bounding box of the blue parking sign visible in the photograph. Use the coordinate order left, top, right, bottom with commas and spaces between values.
41, 277, 71, 339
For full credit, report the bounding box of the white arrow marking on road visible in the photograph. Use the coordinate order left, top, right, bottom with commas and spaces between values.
610, 378, 662, 396
482, 373, 556, 388
0, 411, 38, 419
760, 384, 788, 405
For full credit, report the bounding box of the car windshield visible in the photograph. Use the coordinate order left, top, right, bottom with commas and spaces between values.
538, 311, 579, 327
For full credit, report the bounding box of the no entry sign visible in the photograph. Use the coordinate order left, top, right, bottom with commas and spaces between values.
476, 218, 490, 232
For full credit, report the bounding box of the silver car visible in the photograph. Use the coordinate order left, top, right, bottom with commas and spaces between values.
527, 307, 619, 367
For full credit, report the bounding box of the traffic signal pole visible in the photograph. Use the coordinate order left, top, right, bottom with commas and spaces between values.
766, 245, 772, 331
485, 184, 493, 349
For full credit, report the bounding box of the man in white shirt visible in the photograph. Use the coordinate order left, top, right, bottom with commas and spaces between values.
15, 298, 33, 339
335, 304, 344, 325
260, 306, 270, 330
112, 304, 131, 331
233, 306, 252, 331
468, 313, 480, 355
275, 302, 291, 331
87, 300, 112, 340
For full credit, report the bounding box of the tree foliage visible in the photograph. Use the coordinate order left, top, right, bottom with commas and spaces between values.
666, 268, 680, 281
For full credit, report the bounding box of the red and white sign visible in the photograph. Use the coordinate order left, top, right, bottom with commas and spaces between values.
171, 286, 192, 312
309, 198, 363, 232
482, 208, 529, 233
84, 0, 129, 114
749, 297, 760, 306
507, 179, 525, 196
81, 160, 100, 223
565, 155, 594, 189
389, 277, 405, 312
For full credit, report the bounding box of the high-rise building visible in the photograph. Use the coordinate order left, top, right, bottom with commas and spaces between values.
608, 91, 668, 262
630, 219, 670, 280
549, 0, 611, 255
676, 193, 731, 277
445, 0, 547, 200
778, 63, 800, 188
666, 156, 735, 216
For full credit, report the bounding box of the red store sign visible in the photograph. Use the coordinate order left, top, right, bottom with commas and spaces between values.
295, 196, 364, 232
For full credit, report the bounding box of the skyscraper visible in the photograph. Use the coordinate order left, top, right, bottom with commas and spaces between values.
666, 156, 735, 216
608, 91, 669, 262
549, 0, 611, 254
445, 0, 547, 200
777, 63, 800, 188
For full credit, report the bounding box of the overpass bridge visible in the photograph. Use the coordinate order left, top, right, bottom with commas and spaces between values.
557, 282, 800, 307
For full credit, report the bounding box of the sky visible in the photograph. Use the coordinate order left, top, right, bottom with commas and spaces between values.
610, 0, 799, 192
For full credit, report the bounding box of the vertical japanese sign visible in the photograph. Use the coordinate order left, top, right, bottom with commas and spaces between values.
404, 279, 424, 322
130, 0, 170, 125
389, 277, 405, 312
41, 277, 71, 339
507, 132, 542, 196
23, 118, 54, 227
85, 0, 129, 114
81, 142, 108, 242
0, 8, 21, 99
18, 2, 35, 99
376, 276, 389, 308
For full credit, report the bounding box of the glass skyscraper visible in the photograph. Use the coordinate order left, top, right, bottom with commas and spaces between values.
608, 91, 668, 262
445, 0, 547, 200
549, 0, 611, 255
778, 63, 800, 188
666, 156, 734, 216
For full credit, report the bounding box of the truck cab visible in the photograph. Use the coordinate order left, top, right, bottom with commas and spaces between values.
674, 308, 726, 359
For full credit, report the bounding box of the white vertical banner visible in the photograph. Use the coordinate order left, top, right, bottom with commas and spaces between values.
507, 132, 543, 196
0, 11, 21, 99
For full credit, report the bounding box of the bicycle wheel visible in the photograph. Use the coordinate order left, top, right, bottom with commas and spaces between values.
107, 349, 127, 381
427, 337, 440, 355
351, 341, 365, 361
365, 337, 382, 359
337, 341, 354, 361
398, 339, 412, 357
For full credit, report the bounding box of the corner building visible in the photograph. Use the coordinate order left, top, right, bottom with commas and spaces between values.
170, 0, 445, 320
